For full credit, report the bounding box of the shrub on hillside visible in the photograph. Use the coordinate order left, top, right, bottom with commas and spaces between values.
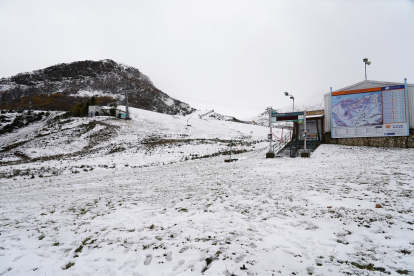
0, 111, 46, 134
71, 96, 97, 117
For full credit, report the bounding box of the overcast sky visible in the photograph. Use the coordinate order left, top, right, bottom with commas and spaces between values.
0, 0, 413, 118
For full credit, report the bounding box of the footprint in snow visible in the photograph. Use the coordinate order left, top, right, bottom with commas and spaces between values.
172, 260, 185, 271
223, 270, 232, 276
12, 254, 27, 262
165, 251, 172, 261
144, 254, 152, 265
235, 254, 247, 263
179, 245, 189, 253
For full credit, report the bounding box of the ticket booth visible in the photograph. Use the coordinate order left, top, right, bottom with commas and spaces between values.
292, 114, 325, 142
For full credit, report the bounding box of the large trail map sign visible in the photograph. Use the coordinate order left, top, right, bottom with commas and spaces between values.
331, 85, 409, 138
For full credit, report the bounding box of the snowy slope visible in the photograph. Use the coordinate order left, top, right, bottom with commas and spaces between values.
1, 109, 414, 276
0, 107, 273, 174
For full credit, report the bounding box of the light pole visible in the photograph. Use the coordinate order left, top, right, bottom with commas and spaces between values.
363, 58, 371, 80
284, 92, 295, 112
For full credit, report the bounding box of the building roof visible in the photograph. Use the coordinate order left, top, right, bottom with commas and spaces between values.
324, 79, 414, 96
306, 115, 324, 118
335, 79, 414, 92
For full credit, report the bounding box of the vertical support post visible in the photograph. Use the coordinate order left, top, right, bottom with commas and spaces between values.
230, 138, 233, 160
365, 63, 367, 80
281, 127, 284, 143
125, 91, 129, 120
404, 78, 410, 136
304, 110, 307, 151
266, 107, 275, 158
330, 87, 333, 138
269, 107, 273, 153
316, 117, 320, 141
293, 98, 295, 112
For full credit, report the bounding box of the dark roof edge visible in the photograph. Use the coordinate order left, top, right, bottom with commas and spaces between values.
333, 79, 414, 92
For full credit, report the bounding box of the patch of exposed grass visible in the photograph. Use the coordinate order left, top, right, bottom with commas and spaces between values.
74, 245, 83, 253
351, 262, 389, 274
400, 249, 412, 255
79, 208, 88, 215
63, 262, 75, 270
82, 237, 91, 245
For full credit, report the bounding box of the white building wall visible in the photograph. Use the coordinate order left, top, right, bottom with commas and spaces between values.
409, 85, 414, 128
88, 106, 101, 116
324, 80, 414, 133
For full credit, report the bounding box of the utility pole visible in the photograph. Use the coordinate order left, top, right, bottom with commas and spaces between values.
229, 138, 233, 160
301, 110, 310, 157
266, 107, 275, 158
303, 110, 307, 151
125, 91, 129, 120
269, 107, 272, 150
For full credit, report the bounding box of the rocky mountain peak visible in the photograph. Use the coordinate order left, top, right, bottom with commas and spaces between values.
0, 59, 194, 115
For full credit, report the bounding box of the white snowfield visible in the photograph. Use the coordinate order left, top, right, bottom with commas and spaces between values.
0, 108, 413, 276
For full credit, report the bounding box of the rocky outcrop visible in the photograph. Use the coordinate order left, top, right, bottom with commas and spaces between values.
0, 59, 195, 115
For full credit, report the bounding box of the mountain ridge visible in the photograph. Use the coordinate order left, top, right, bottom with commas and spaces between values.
0, 59, 194, 115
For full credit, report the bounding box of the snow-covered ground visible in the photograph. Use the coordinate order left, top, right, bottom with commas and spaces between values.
0, 107, 271, 170
1, 108, 413, 276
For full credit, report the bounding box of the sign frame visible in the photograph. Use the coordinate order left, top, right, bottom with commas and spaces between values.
330, 83, 409, 138
272, 111, 304, 123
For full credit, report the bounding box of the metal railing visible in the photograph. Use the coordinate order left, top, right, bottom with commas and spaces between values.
273, 131, 292, 154
273, 136, 321, 156
306, 138, 321, 152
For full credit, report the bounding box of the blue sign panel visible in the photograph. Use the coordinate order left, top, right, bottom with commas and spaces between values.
381, 85, 404, 91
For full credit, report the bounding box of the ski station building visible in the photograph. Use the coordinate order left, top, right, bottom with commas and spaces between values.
88, 105, 127, 119
323, 79, 414, 148
273, 78, 414, 158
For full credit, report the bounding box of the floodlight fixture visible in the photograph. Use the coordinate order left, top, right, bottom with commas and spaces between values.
284, 92, 295, 112
363, 58, 371, 80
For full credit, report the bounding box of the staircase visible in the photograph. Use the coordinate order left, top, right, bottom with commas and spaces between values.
274, 137, 321, 157
272, 131, 292, 154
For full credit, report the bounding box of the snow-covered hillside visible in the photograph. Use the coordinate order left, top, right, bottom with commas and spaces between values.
1, 108, 413, 276
0, 107, 273, 175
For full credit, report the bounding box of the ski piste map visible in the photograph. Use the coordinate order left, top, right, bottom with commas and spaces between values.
331, 85, 409, 138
